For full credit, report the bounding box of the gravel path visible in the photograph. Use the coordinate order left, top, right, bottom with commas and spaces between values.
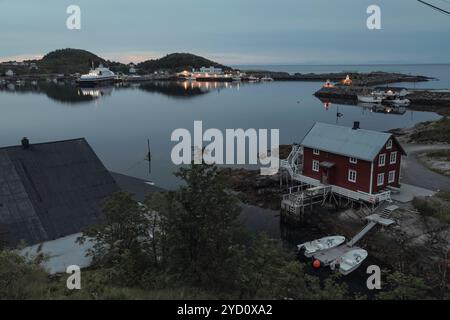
402, 144, 450, 191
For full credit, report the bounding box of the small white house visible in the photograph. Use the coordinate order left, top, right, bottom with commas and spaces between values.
5, 69, 14, 76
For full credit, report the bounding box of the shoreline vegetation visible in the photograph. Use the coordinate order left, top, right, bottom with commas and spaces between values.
0, 163, 438, 300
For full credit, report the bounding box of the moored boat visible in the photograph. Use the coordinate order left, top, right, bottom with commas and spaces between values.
76, 65, 116, 86
336, 249, 368, 275
297, 236, 346, 258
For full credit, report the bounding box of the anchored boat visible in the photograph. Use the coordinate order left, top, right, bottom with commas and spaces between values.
76, 65, 116, 86
297, 236, 346, 258
335, 249, 368, 275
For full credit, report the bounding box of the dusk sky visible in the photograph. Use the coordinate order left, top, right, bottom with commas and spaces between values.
1, 0, 449, 64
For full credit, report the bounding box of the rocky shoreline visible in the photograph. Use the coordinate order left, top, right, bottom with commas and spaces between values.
244, 70, 431, 84
314, 86, 450, 108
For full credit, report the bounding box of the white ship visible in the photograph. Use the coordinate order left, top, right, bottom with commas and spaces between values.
297, 236, 346, 258
77, 65, 116, 85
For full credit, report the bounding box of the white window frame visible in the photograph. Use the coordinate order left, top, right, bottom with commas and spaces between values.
349, 157, 358, 164
313, 149, 320, 155
386, 139, 393, 150
378, 154, 386, 167
312, 160, 320, 172
390, 151, 397, 165
348, 169, 357, 183
388, 170, 396, 183
377, 173, 385, 186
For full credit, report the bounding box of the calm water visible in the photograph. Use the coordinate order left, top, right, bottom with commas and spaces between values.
0, 65, 445, 189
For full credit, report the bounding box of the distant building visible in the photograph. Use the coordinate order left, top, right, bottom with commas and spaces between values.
199, 66, 223, 74
128, 63, 137, 74
29, 63, 38, 70
0, 138, 120, 247
5, 69, 14, 76
341, 75, 352, 85
300, 122, 406, 195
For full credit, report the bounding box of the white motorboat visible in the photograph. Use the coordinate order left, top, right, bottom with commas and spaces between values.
247, 75, 259, 83
357, 94, 383, 103
77, 65, 116, 85
357, 91, 384, 103
232, 76, 242, 82
337, 249, 368, 275
260, 76, 274, 82
297, 236, 346, 258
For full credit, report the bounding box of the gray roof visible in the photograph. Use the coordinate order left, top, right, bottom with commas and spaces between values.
301, 122, 398, 161
0, 138, 120, 247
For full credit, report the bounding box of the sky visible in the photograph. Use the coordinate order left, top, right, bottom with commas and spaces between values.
0, 0, 449, 65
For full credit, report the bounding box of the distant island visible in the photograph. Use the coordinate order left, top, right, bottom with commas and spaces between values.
0, 48, 232, 75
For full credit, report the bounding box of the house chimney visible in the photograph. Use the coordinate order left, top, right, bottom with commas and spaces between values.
352, 121, 360, 130
21, 137, 30, 149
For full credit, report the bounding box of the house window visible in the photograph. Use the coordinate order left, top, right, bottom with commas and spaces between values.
386, 139, 393, 149
388, 170, 396, 183
313, 149, 320, 155
378, 154, 386, 167
348, 169, 357, 183
390, 151, 397, 164
377, 173, 385, 186
312, 160, 320, 172
349, 157, 358, 164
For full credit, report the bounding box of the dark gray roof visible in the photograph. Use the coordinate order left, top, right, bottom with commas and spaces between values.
0, 138, 120, 247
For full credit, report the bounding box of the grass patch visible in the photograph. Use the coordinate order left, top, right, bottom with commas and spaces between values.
410, 117, 450, 144
412, 197, 450, 223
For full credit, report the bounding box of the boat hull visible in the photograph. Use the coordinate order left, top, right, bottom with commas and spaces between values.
338, 249, 368, 275
297, 236, 346, 258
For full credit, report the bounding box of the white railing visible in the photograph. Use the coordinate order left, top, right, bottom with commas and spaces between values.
281, 145, 391, 205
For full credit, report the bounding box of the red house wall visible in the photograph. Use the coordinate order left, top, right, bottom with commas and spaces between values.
371, 139, 402, 193
302, 138, 403, 195
303, 147, 372, 193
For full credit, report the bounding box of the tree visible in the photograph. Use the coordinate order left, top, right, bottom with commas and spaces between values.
77, 192, 153, 286
0, 250, 51, 299
377, 271, 430, 300
157, 163, 243, 289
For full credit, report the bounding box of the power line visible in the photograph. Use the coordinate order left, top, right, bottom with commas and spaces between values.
417, 0, 450, 16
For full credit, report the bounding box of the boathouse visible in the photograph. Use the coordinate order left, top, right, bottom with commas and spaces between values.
281, 122, 407, 207
0, 138, 120, 247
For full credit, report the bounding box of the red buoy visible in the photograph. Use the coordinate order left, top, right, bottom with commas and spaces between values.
312, 259, 321, 269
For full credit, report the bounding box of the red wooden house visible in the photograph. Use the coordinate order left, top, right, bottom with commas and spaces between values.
300, 122, 406, 195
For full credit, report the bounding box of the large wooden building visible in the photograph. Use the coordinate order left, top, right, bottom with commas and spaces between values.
301, 122, 406, 195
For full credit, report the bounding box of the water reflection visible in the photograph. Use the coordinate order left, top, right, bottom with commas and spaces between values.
0, 80, 242, 104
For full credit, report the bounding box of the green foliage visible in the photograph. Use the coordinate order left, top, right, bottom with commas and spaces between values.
37, 48, 109, 74
77, 192, 154, 286
377, 271, 430, 300
0, 250, 54, 299
412, 197, 450, 223
137, 53, 231, 73
410, 117, 450, 144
